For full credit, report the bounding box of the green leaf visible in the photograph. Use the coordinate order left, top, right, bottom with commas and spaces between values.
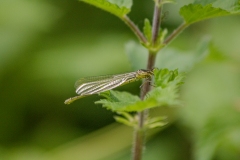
180, 4, 231, 25
80, 0, 132, 18
114, 116, 135, 127
157, 28, 168, 45
115, 113, 168, 128
147, 116, 167, 124
95, 69, 185, 112
125, 38, 210, 71
154, 0, 176, 7
143, 18, 152, 43
145, 116, 168, 128
116, 111, 135, 121
114, 112, 137, 127
193, 0, 240, 12
143, 69, 185, 108
108, 0, 132, 9
95, 90, 141, 111
153, 68, 179, 88
142, 19, 168, 51
125, 41, 148, 70
156, 38, 210, 72
147, 121, 167, 129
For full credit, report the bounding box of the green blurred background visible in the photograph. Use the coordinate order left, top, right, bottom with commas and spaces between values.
0, 0, 240, 160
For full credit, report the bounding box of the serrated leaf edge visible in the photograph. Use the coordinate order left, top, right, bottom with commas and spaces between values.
81, 0, 131, 18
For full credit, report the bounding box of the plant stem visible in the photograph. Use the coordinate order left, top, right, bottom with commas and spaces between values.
122, 15, 148, 44
132, 1, 162, 160
163, 22, 187, 45
151, 2, 162, 46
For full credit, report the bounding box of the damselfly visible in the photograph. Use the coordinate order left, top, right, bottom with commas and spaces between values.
64, 69, 155, 104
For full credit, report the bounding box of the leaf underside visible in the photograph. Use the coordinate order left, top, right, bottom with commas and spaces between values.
180, 4, 231, 24
80, 0, 131, 18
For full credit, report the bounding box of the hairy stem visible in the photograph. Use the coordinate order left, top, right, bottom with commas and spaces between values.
151, 2, 162, 46
163, 23, 187, 45
132, 1, 162, 160
122, 15, 148, 44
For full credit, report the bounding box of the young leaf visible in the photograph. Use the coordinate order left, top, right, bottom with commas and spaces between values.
144, 116, 168, 129
143, 69, 185, 109
180, 4, 231, 25
114, 116, 135, 127
147, 122, 167, 128
157, 28, 168, 45
143, 18, 152, 43
144, 28, 168, 52
146, 116, 167, 124
114, 112, 138, 127
116, 111, 135, 122
80, 0, 132, 18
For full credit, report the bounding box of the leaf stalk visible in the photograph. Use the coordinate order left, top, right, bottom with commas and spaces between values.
122, 15, 148, 44
163, 22, 188, 45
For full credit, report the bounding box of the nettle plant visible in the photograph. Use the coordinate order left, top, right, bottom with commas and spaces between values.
66, 0, 240, 160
